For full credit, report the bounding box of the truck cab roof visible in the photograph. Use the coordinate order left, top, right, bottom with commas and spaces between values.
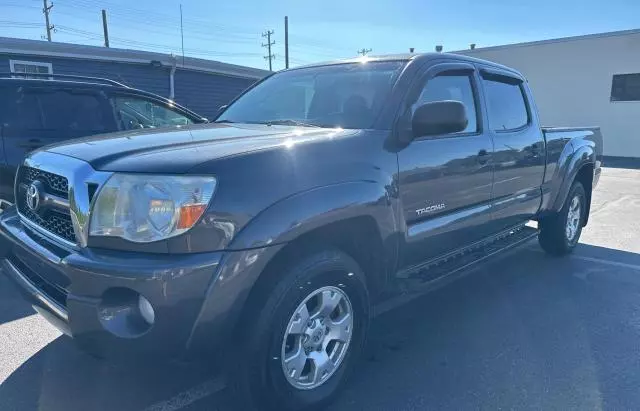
290, 52, 525, 79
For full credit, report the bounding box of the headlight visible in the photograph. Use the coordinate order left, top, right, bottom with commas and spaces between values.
89, 174, 216, 243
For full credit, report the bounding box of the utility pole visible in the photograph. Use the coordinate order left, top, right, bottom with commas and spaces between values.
262, 30, 275, 71
42, 0, 54, 42
357, 48, 372, 56
101, 9, 110, 47
180, 4, 185, 66
284, 16, 289, 69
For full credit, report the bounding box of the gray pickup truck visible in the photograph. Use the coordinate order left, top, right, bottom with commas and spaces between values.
0, 53, 602, 411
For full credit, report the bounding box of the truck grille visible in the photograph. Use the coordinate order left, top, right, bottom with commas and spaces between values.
16, 166, 76, 244
22, 167, 69, 197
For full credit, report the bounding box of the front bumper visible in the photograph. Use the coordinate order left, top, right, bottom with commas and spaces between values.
0, 208, 227, 360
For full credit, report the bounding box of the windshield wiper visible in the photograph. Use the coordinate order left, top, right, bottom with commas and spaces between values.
261, 119, 321, 128
213, 119, 236, 124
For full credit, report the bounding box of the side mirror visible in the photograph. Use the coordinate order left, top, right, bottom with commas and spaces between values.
412, 100, 468, 138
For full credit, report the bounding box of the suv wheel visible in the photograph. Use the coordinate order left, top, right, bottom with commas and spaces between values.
231, 248, 369, 411
538, 181, 587, 256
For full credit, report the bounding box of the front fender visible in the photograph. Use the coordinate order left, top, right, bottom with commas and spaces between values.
185, 181, 400, 355
228, 181, 399, 250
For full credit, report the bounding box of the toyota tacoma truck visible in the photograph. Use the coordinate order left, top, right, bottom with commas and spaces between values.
0, 53, 602, 411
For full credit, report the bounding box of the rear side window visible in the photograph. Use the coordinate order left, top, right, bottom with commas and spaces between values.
415, 74, 478, 133
1, 88, 111, 137
482, 78, 529, 131
0, 91, 42, 131
38, 91, 110, 134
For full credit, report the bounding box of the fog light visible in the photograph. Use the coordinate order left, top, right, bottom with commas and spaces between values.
99, 288, 155, 337
138, 295, 155, 325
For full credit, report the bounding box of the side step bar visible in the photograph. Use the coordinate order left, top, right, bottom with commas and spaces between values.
399, 225, 539, 284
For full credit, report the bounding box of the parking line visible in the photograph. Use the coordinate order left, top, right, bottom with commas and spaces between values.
571, 255, 640, 271
142, 378, 226, 411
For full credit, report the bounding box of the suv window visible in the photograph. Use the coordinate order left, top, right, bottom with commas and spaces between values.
112, 96, 193, 130
415, 74, 478, 134
482, 78, 529, 131
0, 88, 111, 136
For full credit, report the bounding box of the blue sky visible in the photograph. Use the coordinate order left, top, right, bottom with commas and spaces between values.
2, 0, 639, 70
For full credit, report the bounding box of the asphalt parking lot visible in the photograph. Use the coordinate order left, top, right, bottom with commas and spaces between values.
1, 167, 639, 411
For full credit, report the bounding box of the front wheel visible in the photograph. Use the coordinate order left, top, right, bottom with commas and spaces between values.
538, 181, 587, 256
230, 249, 369, 411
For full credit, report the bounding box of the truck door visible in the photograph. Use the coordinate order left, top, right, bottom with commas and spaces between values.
478, 67, 545, 231
1, 86, 115, 203
397, 62, 494, 269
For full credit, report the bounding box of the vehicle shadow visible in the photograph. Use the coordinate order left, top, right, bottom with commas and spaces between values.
0, 336, 216, 411
0, 275, 37, 325
3, 243, 640, 411
328, 243, 640, 410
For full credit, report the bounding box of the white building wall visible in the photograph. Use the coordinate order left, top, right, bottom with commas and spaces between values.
458, 30, 640, 158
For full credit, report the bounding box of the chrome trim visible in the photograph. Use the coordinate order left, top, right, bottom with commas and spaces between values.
43, 192, 70, 209
2, 259, 69, 322
21, 151, 112, 248
18, 183, 70, 211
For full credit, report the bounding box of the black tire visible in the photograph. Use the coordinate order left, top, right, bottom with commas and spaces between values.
538, 181, 587, 256
230, 248, 370, 411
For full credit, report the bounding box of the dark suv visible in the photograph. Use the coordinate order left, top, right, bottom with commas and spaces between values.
0, 73, 207, 208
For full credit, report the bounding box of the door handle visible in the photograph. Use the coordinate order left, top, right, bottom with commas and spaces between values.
477, 149, 490, 165
18, 139, 43, 149
527, 143, 542, 158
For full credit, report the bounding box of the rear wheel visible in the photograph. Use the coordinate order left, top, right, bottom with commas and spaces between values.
230, 248, 369, 411
538, 181, 586, 256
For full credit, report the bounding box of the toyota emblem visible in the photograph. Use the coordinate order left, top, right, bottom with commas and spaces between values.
26, 181, 42, 212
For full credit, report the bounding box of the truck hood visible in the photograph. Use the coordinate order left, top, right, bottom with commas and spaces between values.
46, 123, 349, 173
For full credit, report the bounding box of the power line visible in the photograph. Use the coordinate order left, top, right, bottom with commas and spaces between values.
3, 3, 40, 10
63, 0, 258, 37
51, 10, 256, 46
56, 25, 262, 58
0, 21, 43, 28
262, 29, 275, 71
52, 6, 258, 42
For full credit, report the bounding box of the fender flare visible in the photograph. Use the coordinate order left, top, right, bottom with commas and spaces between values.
551, 143, 595, 212
229, 181, 399, 251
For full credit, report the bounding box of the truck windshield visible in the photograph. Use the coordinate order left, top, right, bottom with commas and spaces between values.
216, 61, 405, 129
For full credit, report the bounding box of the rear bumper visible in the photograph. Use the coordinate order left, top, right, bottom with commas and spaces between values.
0, 208, 226, 360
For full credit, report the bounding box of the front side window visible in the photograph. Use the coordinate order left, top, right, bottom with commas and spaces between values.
112, 96, 194, 130
217, 61, 406, 129
611, 73, 640, 101
415, 74, 478, 133
482, 78, 529, 131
